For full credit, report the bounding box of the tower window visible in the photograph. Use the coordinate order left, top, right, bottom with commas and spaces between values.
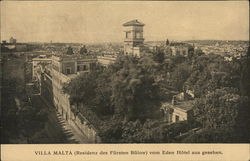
126, 32, 131, 39
136, 32, 141, 39
66, 68, 71, 74
83, 65, 88, 71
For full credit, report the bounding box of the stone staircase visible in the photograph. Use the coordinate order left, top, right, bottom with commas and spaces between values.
56, 112, 91, 143
56, 112, 80, 143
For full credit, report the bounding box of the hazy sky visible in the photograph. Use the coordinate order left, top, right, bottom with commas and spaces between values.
1, 1, 249, 43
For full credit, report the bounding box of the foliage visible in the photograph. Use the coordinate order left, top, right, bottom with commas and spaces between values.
194, 48, 205, 56
18, 105, 48, 141
1, 78, 22, 143
29, 129, 52, 143
183, 53, 244, 97
63, 48, 249, 143
66, 46, 74, 55
240, 57, 250, 97
153, 48, 165, 63
193, 87, 249, 132
111, 56, 161, 121
100, 119, 199, 143
1, 76, 48, 143
63, 65, 113, 117
63, 70, 100, 104
98, 116, 124, 143
64, 55, 162, 121
80, 45, 88, 55
169, 63, 191, 91
182, 128, 236, 143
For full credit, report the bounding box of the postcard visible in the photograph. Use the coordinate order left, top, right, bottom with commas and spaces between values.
1, 1, 249, 161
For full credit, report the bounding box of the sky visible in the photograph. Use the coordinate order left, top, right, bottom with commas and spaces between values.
1, 1, 249, 43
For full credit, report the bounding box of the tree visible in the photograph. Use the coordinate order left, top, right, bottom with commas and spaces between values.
1, 78, 22, 143
80, 45, 88, 55
66, 46, 74, 55
63, 70, 99, 104
111, 55, 161, 121
153, 48, 165, 64
193, 87, 249, 130
63, 65, 113, 117
247, 46, 250, 58
182, 128, 235, 143
169, 62, 191, 91
18, 105, 48, 143
240, 57, 250, 97
194, 48, 204, 56
192, 87, 249, 142
166, 39, 170, 46
184, 53, 242, 97
64, 55, 162, 122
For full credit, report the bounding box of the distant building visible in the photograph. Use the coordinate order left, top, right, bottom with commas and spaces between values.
3, 44, 16, 50
97, 55, 116, 66
164, 40, 190, 57
32, 55, 52, 80
1, 37, 27, 52
9, 37, 17, 44
15, 44, 27, 51
123, 19, 145, 57
170, 45, 189, 57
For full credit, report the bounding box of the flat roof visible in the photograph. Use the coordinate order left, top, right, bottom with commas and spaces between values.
174, 100, 193, 111
162, 100, 193, 112
123, 19, 144, 26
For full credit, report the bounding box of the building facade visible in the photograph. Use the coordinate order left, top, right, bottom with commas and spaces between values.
51, 54, 96, 120
97, 55, 116, 66
51, 54, 100, 142
170, 45, 189, 57
164, 41, 190, 57
161, 91, 194, 123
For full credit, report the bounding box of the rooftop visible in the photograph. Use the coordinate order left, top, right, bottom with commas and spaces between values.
52, 54, 96, 60
123, 19, 145, 26
169, 42, 191, 47
162, 100, 193, 112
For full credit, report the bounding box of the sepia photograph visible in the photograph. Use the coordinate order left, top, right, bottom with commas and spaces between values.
1, 1, 249, 145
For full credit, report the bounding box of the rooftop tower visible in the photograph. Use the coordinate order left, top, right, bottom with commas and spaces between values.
123, 19, 145, 57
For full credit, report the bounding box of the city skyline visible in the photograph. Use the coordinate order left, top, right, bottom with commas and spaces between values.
1, 1, 249, 43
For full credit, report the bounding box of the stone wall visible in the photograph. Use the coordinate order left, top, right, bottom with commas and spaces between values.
70, 111, 101, 143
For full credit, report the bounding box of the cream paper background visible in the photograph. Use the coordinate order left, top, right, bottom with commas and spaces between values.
1, 144, 250, 161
